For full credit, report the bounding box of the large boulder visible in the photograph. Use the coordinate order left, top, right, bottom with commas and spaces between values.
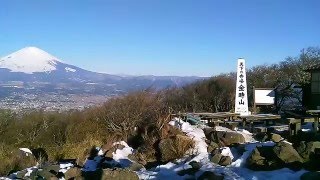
254, 133, 268, 142
177, 161, 201, 176
246, 146, 281, 171
207, 142, 219, 154
296, 141, 320, 171
273, 142, 303, 164
128, 162, 145, 171
269, 133, 283, 143
219, 156, 232, 166
206, 129, 245, 147
102, 168, 139, 180
103, 144, 125, 159
247, 142, 303, 171
189, 161, 201, 170
159, 135, 194, 162
64, 167, 82, 179
203, 128, 215, 138
14, 170, 28, 179
210, 149, 232, 166
300, 171, 320, 180
210, 153, 223, 164
296, 141, 320, 162
29, 166, 63, 180
198, 171, 224, 180
128, 152, 147, 166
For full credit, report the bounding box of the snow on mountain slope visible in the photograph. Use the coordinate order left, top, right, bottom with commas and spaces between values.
0, 47, 61, 74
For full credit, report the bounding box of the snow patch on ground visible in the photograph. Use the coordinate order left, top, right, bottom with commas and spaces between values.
138, 119, 308, 180
3, 119, 311, 180
221, 147, 234, 160
112, 141, 134, 167
59, 163, 73, 173
19, 148, 33, 156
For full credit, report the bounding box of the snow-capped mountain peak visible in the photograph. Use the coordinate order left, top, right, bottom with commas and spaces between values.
0, 47, 61, 74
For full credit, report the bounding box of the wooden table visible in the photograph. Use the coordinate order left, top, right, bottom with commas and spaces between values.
307, 110, 320, 132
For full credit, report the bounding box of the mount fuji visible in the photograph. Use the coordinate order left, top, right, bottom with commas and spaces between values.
0, 47, 202, 98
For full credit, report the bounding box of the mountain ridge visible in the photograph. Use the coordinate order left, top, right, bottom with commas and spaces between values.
0, 47, 204, 110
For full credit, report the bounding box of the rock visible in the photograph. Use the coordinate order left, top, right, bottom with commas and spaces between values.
207, 142, 219, 154
234, 144, 246, 155
189, 161, 201, 170
246, 146, 281, 171
177, 161, 202, 177
64, 167, 82, 179
247, 142, 303, 171
36, 169, 59, 180
128, 162, 145, 171
23, 164, 62, 180
247, 148, 266, 168
215, 131, 245, 146
198, 171, 224, 180
15, 170, 28, 179
104, 144, 126, 159
273, 142, 303, 165
128, 152, 147, 166
300, 171, 320, 180
219, 156, 232, 166
254, 133, 268, 142
210, 153, 222, 164
203, 128, 215, 138
177, 168, 198, 176
210, 150, 231, 167
102, 168, 139, 180
269, 133, 282, 143
82, 169, 103, 180
297, 141, 320, 171
296, 141, 320, 162
42, 165, 60, 173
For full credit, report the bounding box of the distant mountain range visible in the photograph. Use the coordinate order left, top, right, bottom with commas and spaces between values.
0, 47, 204, 97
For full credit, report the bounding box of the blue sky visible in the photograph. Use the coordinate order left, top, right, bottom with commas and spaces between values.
0, 0, 319, 76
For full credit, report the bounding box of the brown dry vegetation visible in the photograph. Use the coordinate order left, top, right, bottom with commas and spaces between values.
0, 47, 319, 175
0, 91, 184, 175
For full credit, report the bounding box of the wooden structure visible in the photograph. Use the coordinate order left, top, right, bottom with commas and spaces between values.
304, 63, 320, 110
253, 87, 277, 114
172, 112, 282, 131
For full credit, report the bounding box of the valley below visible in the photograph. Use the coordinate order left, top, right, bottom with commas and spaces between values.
0, 47, 203, 111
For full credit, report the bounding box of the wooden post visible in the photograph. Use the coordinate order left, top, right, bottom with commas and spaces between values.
314, 117, 319, 132
242, 118, 247, 127
253, 86, 256, 114
266, 119, 270, 126
289, 118, 302, 136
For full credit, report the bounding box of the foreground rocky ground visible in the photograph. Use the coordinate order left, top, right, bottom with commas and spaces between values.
3, 119, 320, 180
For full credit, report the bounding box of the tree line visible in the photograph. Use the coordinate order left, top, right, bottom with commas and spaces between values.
0, 47, 319, 175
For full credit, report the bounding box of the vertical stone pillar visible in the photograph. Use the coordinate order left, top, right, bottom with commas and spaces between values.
235, 58, 249, 116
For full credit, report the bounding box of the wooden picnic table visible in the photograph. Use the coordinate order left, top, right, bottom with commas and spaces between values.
194, 112, 240, 121
306, 110, 320, 132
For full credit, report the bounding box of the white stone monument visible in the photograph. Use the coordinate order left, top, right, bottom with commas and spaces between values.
235, 58, 249, 116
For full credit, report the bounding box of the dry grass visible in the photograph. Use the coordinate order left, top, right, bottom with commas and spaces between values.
171, 135, 195, 159
0, 144, 36, 176
58, 136, 104, 165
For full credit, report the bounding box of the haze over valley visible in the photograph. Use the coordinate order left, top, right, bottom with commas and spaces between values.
0, 47, 202, 111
